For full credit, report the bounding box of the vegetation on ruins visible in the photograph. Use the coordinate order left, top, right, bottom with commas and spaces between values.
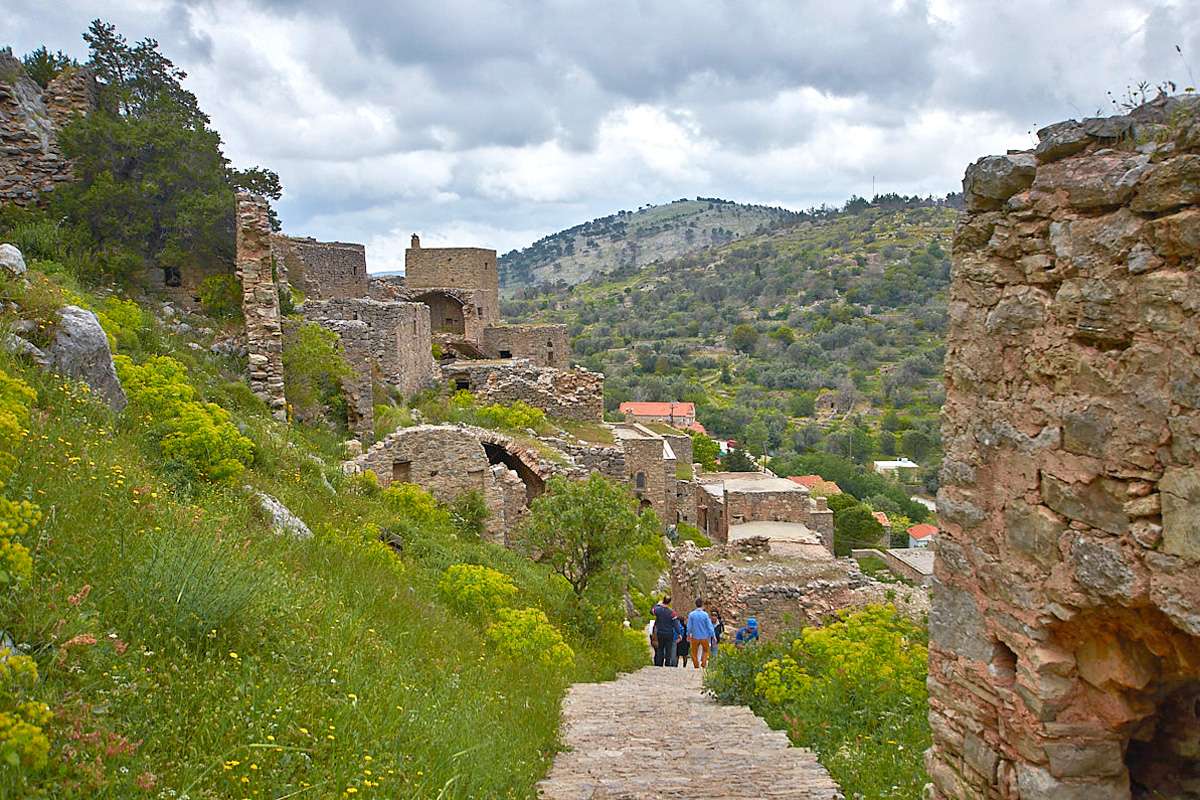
6, 20, 281, 286
706, 604, 930, 800
0, 23, 668, 797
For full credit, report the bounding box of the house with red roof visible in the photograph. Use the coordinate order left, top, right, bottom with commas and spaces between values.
872, 511, 891, 530
907, 522, 938, 548
618, 401, 697, 429
786, 474, 843, 495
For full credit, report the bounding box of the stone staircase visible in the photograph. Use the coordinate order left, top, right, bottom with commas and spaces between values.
537, 666, 843, 799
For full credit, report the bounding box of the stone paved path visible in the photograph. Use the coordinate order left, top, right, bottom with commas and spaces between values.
537, 666, 842, 799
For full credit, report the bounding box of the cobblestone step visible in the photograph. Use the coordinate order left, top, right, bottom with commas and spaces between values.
537, 666, 843, 800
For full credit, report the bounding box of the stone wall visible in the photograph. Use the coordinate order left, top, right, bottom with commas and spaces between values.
443, 359, 604, 422
695, 484, 729, 543
927, 100, 1200, 800
342, 423, 567, 542
405, 243, 500, 324
0, 50, 96, 207
482, 323, 570, 368
319, 319, 374, 443
303, 297, 435, 398
273, 235, 368, 300
618, 428, 673, 523
236, 193, 287, 419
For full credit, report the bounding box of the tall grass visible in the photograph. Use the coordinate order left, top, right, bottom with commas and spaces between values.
0, 305, 648, 798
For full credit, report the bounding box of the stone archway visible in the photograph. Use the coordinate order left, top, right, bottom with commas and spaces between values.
414, 290, 465, 335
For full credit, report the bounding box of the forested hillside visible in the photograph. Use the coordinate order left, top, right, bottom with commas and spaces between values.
504, 198, 960, 498
498, 197, 801, 289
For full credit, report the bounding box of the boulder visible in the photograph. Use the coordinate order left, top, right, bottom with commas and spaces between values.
249, 489, 313, 539
40, 305, 127, 411
963, 154, 1038, 211
1035, 120, 1090, 163
0, 244, 27, 277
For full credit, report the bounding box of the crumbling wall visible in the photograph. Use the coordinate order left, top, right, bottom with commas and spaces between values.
303, 297, 434, 397
695, 484, 729, 544
928, 100, 1200, 800
319, 319, 374, 443
443, 360, 604, 422
482, 323, 570, 368
341, 423, 567, 543
405, 243, 500, 324
275, 236, 368, 300
236, 193, 287, 419
620, 433, 671, 523
0, 50, 96, 207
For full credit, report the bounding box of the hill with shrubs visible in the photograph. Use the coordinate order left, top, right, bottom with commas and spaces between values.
0, 22, 662, 799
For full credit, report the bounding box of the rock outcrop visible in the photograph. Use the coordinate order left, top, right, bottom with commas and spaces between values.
39, 305, 127, 411
927, 100, 1200, 800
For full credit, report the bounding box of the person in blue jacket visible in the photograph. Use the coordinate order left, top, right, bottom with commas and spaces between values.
734, 617, 760, 647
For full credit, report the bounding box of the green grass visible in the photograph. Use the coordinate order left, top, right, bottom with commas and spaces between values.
554, 418, 615, 445
0, 289, 651, 798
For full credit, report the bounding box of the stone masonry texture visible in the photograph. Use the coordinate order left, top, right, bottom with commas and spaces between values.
272, 235, 368, 300
0, 49, 96, 207
927, 98, 1200, 800
405, 243, 501, 324
236, 193, 287, 420
303, 297, 435, 398
443, 359, 604, 422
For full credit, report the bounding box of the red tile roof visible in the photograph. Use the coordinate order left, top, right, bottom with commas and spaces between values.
786, 475, 843, 495
619, 401, 696, 418
872, 511, 891, 527
686, 420, 708, 435
907, 523, 938, 540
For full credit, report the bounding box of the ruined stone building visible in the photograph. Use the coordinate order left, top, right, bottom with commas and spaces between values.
234, 198, 602, 443
693, 471, 833, 549
0, 49, 96, 207
927, 99, 1200, 800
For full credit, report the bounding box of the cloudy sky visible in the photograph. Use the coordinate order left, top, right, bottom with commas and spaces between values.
5, 1, 1199, 271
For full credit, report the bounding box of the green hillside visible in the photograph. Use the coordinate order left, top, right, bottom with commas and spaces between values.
504, 199, 959, 504
498, 197, 801, 289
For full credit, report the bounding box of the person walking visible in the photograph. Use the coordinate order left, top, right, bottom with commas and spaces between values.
673, 613, 688, 667
712, 609, 726, 659
734, 617, 760, 647
686, 598, 717, 669
650, 596, 676, 667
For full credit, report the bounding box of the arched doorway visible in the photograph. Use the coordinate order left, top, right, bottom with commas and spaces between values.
415, 291, 465, 335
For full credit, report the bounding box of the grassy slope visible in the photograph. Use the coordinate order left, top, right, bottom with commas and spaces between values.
1, 287, 647, 798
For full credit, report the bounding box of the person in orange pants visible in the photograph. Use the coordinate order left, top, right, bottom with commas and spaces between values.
685, 598, 717, 668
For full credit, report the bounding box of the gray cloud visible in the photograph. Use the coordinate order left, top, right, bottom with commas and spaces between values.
5, 0, 1200, 271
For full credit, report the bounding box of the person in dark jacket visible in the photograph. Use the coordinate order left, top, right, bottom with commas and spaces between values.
674, 614, 688, 667
650, 596, 676, 667
712, 609, 726, 658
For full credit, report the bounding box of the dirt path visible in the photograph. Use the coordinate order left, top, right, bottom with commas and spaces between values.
537, 665, 842, 799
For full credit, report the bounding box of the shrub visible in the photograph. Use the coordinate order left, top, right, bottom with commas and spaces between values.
448, 490, 490, 538
114, 354, 254, 482
93, 295, 148, 352
197, 274, 242, 319
0, 649, 51, 770
485, 607, 574, 668
438, 563, 518, 616
282, 321, 350, 425
475, 400, 546, 432
705, 605, 929, 799
0, 370, 39, 588
675, 522, 711, 548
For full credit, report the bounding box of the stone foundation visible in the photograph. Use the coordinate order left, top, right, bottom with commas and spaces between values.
236, 193, 287, 419
927, 99, 1200, 800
